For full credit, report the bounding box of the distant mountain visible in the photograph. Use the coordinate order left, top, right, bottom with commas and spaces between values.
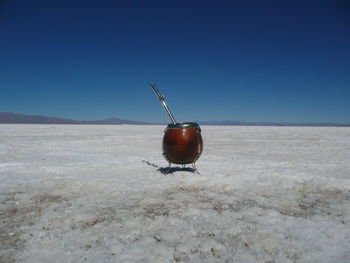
0, 112, 149, 125
198, 120, 350, 127
88, 118, 149, 125
1, 112, 349, 126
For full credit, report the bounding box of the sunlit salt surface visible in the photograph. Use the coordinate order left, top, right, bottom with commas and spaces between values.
1, 124, 349, 262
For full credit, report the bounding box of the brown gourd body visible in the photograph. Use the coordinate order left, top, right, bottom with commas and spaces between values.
162, 122, 203, 164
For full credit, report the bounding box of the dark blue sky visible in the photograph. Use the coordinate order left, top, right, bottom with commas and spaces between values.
1, 0, 349, 123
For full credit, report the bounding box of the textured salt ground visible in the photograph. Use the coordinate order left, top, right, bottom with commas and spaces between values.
0, 125, 349, 263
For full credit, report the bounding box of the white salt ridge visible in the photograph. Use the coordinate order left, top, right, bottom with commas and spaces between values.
0, 124, 349, 262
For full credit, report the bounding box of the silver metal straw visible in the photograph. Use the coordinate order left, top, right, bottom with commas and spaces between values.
151, 84, 177, 124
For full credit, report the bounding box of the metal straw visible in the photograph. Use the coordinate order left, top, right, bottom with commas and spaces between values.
151, 84, 177, 124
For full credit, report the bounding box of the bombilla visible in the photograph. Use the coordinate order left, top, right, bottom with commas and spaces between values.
151, 84, 177, 124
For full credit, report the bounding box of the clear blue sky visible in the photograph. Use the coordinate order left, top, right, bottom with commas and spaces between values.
1, 0, 349, 123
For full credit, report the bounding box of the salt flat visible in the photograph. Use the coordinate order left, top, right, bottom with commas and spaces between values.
1, 124, 349, 263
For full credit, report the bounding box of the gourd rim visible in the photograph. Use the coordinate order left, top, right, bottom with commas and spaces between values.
166, 122, 200, 129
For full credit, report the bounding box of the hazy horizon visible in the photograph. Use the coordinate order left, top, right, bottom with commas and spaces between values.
1, 111, 350, 126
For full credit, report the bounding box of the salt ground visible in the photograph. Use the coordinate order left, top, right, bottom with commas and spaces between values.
0, 124, 349, 263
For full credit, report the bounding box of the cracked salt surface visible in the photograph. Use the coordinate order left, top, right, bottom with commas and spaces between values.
1, 124, 349, 262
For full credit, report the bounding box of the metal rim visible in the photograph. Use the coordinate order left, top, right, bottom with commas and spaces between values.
166, 122, 200, 129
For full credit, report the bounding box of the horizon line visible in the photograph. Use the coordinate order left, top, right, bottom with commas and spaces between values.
0, 112, 349, 127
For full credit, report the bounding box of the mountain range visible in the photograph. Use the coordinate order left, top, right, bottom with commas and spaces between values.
0, 112, 349, 126
0, 112, 149, 125
198, 120, 350, 127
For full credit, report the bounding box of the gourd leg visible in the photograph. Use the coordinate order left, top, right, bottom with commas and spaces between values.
165, 162, 172, 174
192, 162, 200, 174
